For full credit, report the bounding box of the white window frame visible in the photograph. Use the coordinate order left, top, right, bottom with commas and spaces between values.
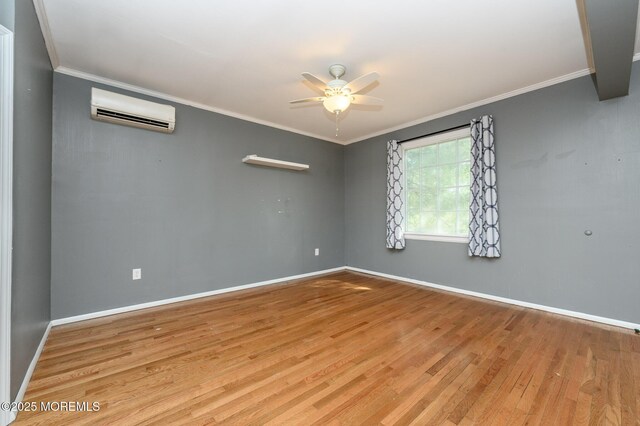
402, 127, 470, 244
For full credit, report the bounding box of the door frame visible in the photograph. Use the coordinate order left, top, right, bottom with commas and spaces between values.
0, 23, 14, 426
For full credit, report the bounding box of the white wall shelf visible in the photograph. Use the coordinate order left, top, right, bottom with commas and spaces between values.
242, 155, 309, 171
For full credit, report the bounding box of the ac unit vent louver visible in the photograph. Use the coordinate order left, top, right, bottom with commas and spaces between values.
95, 109, 171, 129
91, 88, 175, 133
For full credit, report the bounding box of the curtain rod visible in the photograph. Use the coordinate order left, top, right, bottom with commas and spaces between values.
397, 123, 470, 144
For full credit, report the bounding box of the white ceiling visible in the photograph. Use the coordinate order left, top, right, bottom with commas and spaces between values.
36, 0, 640, 144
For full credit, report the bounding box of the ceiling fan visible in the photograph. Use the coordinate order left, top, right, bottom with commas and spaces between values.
290, 64, 382, 135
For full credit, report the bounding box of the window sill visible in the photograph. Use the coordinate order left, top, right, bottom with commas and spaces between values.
404, 233, 468, 244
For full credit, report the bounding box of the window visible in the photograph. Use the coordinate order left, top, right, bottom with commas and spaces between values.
403, 128, 471, 243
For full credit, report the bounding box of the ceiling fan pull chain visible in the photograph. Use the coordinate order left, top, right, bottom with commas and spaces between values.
335, 111, 340, 137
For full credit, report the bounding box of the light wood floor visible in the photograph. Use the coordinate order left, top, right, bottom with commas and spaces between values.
14, 271, 640, 425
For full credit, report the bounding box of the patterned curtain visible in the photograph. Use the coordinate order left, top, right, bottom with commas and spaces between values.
469, 116, 501, 257
386, 140, 405, 249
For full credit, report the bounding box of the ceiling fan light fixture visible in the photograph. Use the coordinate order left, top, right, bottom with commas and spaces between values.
323, 94, 351, 114
289, 65, 381, 136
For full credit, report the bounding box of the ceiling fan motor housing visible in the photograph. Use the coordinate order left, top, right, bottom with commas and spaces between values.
326, 79, 349, 96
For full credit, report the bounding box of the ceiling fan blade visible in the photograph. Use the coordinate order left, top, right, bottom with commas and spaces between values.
344, 72, 379, 94
351, 94, 383, 106
301, 72, 329, 91
289, 97, 324, 104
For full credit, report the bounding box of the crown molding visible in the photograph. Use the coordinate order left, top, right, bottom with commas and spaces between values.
31, 0, 640, 147
54, 66, 344, 145
39, 7, 640, 149
58, 65, 598, 147
32, 0, 59, 69
344, 67, 595, 144
346, 53, 640, 145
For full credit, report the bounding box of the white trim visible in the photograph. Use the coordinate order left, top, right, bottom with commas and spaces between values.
404, 234, 468, 244
7, 264, 637, 420
8, 323, 51, 423
344, 68, 595, 145
0, 25, 13, 426
346, 52, 637, 144
344, 266, 640, 331
28, 0, 640, 149
54, 65, 595, 147
54, 67, 343, 145
401, 128, 472, 244
31, 0, 59, 68
49, 265, 640, 331
51, 267, 346, 326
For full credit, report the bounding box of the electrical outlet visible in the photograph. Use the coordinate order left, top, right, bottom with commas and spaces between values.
132, 268, 142, 280
315, 248, 319, 256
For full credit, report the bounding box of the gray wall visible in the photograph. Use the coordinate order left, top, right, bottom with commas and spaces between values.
4, 0, 53, 400
0, 0, 14, 32
46, 24, 640, 327
345, 63, 640, 324
51, 74, 345, 319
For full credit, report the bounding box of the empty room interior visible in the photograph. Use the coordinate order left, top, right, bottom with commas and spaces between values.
1, 0, 640, 424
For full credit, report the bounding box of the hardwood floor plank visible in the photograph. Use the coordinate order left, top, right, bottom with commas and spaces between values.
12, 271, 639, 425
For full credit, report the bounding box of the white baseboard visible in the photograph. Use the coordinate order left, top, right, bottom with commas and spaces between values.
51, 267, 346, 326
8, 322, 51, 423
50, 265, 640, 331
7, 265, 637, 425
345, 266, 640, 331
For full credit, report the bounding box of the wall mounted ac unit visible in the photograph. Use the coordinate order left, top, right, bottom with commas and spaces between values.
90, 88, 175, 133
